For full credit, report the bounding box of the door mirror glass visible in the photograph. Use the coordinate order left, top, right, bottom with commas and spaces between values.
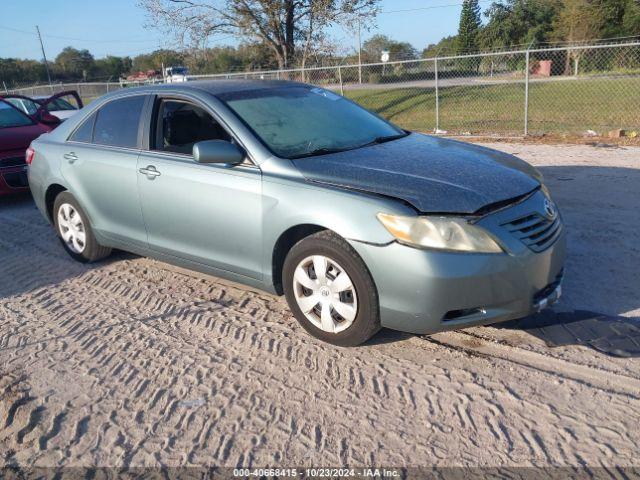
193, 140, 244, 165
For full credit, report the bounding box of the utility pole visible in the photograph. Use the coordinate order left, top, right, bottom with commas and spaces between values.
36, 25, 53, 87
357, 17, 362, 84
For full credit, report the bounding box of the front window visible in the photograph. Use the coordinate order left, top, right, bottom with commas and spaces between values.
218, 86, 406, 159
0, 101, 34, 128
152, 99, 231, 155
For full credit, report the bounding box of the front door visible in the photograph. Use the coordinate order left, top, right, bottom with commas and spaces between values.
136, 97, 262, 280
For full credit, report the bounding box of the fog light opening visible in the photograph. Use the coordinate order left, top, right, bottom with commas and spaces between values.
442, 307, 486, 322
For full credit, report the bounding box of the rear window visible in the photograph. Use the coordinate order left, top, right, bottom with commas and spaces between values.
92, 96, 146, 148
0, 102, 34, 128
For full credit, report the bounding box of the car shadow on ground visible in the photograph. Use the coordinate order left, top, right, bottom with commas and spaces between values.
496, 310, 640, 358
0, 192, 139, 299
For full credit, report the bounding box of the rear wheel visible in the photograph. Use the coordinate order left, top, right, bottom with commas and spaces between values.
53, 192, 111, 263
283, 231, 380, 346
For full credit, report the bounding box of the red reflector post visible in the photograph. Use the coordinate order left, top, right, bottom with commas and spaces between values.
25, 147, 35, 165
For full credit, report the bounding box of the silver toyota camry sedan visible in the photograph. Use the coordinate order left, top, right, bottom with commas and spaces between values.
27, 80, 565, 346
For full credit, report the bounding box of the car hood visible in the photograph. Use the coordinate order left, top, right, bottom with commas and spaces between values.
291, 133, 541, 213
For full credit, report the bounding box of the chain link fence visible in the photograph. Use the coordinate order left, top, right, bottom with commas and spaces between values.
6, 42, 640, 137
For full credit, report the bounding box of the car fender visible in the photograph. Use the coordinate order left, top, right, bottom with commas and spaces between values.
28, 137, 69, 223
260, 176, 415, 286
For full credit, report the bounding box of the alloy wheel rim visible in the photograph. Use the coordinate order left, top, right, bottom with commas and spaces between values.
57, 203, 86, 254
292, 255, 358, 333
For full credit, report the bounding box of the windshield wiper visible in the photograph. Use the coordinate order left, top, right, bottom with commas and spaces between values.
361, 132, 409, 147
290, 147, 353, 159
290, 132, 409, 159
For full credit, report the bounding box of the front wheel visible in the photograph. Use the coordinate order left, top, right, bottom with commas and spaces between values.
53, 192, 112, 263
283, 231, 380, 346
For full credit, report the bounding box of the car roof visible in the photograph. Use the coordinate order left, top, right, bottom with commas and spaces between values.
124, 79, 309, 97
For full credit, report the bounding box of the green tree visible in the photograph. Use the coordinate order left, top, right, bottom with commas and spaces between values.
622, 0, 640, 34
552, 0, 603, 74
456, 0, 481, 54
362, 34, 418, 63
94, 56, 132, 80
0, 58, 48, 87
598, 0, 640, 36
131, 49, 184, 72
478, 0, 560, 50
54, 47, 95, 80
422, 36, 458, 58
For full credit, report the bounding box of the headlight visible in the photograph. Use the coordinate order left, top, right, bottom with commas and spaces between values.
377, 213, 503, 253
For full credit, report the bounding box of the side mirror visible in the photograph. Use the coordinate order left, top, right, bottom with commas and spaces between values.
37, 111, 61, 126
193, 140, 244, 165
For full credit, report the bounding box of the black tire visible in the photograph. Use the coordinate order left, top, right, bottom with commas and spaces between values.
283, 230, 380, 346
53, 191, 112, 263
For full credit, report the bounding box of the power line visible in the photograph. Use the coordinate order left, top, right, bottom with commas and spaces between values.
0, 21, 237, 51
0, 24, 33, 35
0, 24, 158, 43
380, 0, 491, 14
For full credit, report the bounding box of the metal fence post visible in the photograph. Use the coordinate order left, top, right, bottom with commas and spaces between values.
524, 49, 530, 136
338, 66, 344, 96
435, 58, 440, 132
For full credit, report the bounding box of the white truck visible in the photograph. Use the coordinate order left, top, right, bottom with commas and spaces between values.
164, 66, 190, 83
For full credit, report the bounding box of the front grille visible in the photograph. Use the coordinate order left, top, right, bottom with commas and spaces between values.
0, 156, 26, 168
501, 212, 562, 252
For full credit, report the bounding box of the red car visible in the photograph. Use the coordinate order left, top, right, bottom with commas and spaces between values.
0, 97, 58, 196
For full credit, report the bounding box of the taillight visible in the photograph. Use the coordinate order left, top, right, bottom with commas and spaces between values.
25, 147, 35, 165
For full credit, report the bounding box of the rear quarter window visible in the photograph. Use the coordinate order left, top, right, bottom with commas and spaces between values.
92, 96, 146, 148
69, 111, 97, 143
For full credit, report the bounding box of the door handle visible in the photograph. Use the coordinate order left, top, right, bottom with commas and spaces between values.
63, 152, 78, 163
139, 165, 161, 179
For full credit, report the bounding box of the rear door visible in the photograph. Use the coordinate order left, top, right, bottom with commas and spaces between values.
61, 95, 149, 249
136, 95, 262, 279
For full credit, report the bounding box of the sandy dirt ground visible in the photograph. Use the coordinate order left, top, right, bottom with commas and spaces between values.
0, 143, 639, 470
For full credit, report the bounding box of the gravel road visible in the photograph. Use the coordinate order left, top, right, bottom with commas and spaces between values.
1, 143, 639, 470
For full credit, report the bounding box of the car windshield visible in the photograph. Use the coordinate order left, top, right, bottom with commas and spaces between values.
218, 86, 407, 159
0, 101, 34, 128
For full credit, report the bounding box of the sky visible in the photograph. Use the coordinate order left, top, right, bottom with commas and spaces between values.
0, 0, 490, 61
